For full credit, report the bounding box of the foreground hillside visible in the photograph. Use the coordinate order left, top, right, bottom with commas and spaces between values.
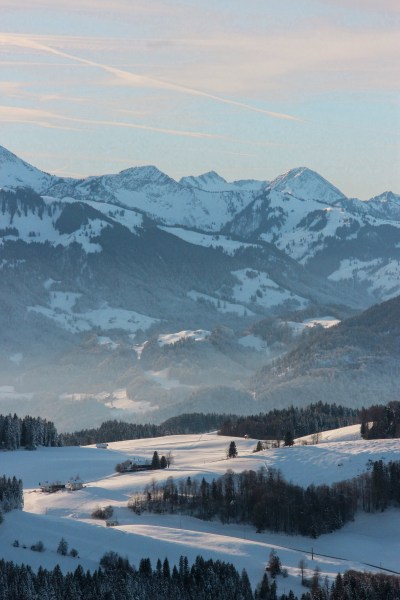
1, 428, 400, 597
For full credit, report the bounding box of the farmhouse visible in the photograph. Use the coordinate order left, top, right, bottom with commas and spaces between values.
66, 479, 84, 491
39, 482, 66, 493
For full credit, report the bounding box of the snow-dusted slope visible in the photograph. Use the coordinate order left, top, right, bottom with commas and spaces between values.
179, 171, 267, 193
47, 166, 257, 231
268, 167, 345, 203
0, 145, 60, 193
179, 170, 237, 191
0, 189, 143, 253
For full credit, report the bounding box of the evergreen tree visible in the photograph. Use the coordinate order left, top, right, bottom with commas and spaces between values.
227, 441, 238, 458
255, 572, 270, 599
268, 550, 282, 578
57, 538, 68, 556
151, 451, 161, 470
255, 441, 264, 452
162, 558, 170, 579
284, 431, 294, 447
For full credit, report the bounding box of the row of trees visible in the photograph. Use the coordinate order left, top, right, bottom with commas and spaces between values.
219, 402, 359, 441
58, 400, 400, 449
0, 414, 58, 450
0, 554, 398, 600
129, 460, 400, 537
300, 570, 400, 600
0, 554, 255, 600
0, 475, 23, 516
61, 414, 231, 446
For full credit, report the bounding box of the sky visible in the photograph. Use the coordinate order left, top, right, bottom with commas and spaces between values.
0, 0, 399, 198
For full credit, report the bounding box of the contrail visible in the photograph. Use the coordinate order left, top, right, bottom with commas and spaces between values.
0, 105, 293, 147
0, 34, 302, 122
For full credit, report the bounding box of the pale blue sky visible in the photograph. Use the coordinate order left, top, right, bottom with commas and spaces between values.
0, 0, 399, 198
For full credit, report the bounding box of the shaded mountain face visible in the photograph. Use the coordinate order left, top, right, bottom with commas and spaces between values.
253, 295, 400, 412
0, 145, 399, 428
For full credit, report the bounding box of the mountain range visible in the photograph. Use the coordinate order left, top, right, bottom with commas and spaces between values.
0, 144, 399, 429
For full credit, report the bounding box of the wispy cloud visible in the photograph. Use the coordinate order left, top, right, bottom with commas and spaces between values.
0, 33, 302, 122
0, 106, 80, 130
0, 105, 295, 149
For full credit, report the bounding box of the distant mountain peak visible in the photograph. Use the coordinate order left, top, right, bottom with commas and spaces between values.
369, 191, 400, 204
117, 164, 173, 183
0, 145, 56, 193
268, 166, 345, 204
179, 171, 230, 191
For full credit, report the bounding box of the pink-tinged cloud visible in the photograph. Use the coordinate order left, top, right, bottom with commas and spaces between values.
0, 34, 302, 122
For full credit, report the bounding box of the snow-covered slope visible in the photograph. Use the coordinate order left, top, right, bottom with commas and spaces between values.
268, 167, 345, 204
0, 145, 60, 193
225, 169, 400, 301
47, 166, 257, 231
179, 171, 267, 193
1, 429, 400, 596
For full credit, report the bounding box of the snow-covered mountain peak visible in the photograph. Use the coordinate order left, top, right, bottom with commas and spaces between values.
117, 164, 173, 185
179, 170, 233, 191
180, 171, 268, 193
0, 145, 56, 193
369, 191, 400, 205
268, 167, 345, 204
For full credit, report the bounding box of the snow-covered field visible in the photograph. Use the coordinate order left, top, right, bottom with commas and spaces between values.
1, 427, 400, 596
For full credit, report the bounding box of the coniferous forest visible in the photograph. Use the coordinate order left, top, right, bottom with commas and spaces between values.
129, 460, 400, 538
0, 555, 399, 600
0, 475, 23, 516
219, 402, 360, 441
0, 554, 254, 600
0, 414, 59, 450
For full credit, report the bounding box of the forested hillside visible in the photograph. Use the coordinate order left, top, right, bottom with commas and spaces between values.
219, 402, 359, 440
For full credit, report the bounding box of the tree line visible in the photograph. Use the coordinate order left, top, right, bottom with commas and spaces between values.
0, 475, 23, 520
60, 413, 233, 446
1, 553, 399, 599
219, 402, 359, 441
300, 570, 400, 600
0, 554, 254, 600
129, 460, 400, 538
0, 414, 59, 450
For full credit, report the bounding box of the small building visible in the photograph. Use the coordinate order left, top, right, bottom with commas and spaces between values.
39, 482, 66, 493
106, 520, 119, 527
66, 479, 84, 491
